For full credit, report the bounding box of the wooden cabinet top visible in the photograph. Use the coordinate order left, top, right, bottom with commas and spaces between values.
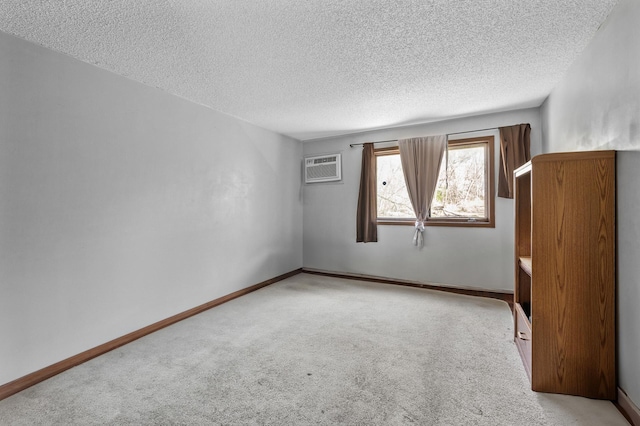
531, 150, 615, 164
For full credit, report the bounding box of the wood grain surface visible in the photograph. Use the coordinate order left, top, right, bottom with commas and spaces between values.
530, 151, 615, 399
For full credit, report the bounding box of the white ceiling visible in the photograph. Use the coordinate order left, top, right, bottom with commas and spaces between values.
0, 0, 618, 141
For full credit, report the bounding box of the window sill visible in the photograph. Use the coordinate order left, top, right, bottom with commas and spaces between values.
377, 219, 495, 228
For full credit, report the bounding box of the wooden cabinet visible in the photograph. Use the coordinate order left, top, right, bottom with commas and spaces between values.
513, 151, 616, 400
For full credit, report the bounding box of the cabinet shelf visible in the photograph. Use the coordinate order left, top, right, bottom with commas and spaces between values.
518, 257, 532, 276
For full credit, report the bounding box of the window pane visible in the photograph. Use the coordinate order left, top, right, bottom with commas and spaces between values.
377, 154, 414, 218
431, 145, 486, 218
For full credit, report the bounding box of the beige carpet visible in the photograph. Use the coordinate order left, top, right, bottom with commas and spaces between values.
0, 273, 629, 425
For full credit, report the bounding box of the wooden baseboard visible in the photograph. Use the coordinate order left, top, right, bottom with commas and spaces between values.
616, 387, 640, 426
0, 268, 302, 401
301, 268, 513, 306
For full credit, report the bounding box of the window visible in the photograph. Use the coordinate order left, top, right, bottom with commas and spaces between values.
375, 136, 495, 227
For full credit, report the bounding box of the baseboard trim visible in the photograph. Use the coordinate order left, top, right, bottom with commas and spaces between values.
301, 268, 514, 306
0, 268, 302, 402
616, 387, 640, 426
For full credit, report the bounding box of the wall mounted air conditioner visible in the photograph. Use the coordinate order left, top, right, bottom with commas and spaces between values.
304, 153, 342, 183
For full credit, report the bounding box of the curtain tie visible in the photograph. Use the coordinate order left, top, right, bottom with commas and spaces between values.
413, 220, 425, 248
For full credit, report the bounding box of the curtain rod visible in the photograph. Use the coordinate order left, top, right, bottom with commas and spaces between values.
348, 127, 499, 148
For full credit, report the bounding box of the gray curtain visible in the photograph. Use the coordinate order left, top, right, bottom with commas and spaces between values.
498, 124, 531, 198
356, 143, 377, 243
398, 135, 447, 248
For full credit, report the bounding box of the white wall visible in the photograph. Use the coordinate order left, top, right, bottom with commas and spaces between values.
617, 152, 640, 407
303, 108, 541, 292
0, 32, 303, 386
540, 0, 640, 408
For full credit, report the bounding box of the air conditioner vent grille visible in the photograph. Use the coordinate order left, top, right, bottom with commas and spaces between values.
307, 164, 337, 180
309, 156, 336, 164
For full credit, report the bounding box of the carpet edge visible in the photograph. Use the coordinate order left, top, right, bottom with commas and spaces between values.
301, 268, 513, 307
0, 268, 303, 401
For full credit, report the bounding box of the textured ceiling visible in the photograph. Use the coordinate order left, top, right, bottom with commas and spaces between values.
0, 0, 618, 140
